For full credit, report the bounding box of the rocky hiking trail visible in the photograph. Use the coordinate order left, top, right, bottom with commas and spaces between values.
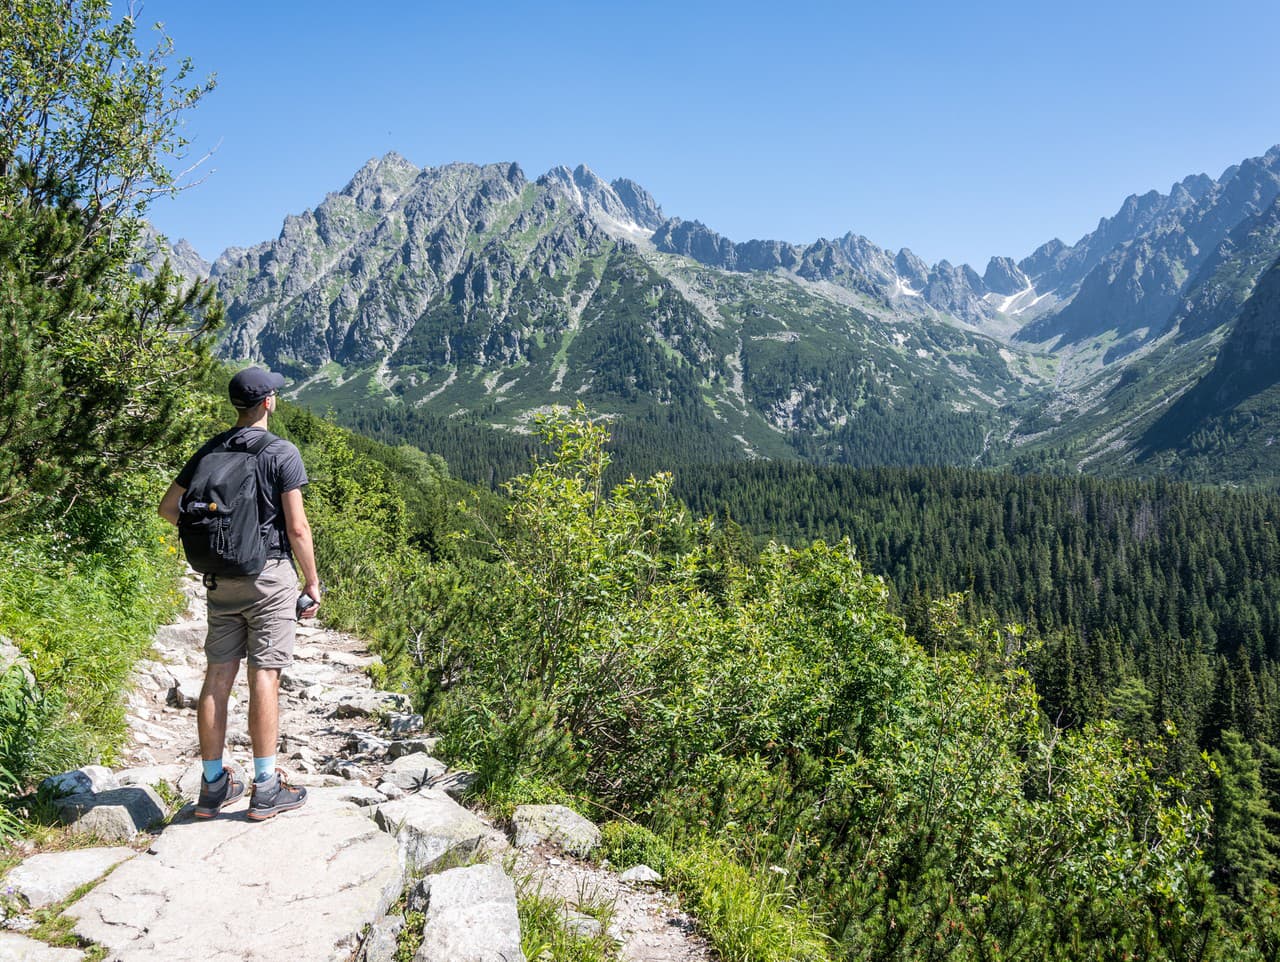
1, 572, 712, 962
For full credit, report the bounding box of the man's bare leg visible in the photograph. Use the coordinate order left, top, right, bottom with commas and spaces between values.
198, 660, 241, 764
247, 665, 281, 770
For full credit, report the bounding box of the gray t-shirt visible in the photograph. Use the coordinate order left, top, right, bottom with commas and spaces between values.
175, 427, 308, 560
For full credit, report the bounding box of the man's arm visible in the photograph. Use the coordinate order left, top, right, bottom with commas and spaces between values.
158, 482, 185, 525
281, 487, 320, 617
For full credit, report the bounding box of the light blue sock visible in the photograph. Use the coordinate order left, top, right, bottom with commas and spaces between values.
202, 759, 224, 783
254, 756, 276, 782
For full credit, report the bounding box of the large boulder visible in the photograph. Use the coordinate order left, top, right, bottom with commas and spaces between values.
40, 766, 119, 798
510, 804, 601, 858
416, 864, 524, 962
54, 786, 166, 841
4, 847, 135, 908
373, 790, 507, 874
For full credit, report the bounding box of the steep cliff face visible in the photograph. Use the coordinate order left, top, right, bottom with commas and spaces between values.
1016, 149, 1280, 350
210, 154, 1031, 464
206, 145, 1280, 479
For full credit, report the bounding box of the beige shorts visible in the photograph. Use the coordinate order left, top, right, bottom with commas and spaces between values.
205, 559, 299, 670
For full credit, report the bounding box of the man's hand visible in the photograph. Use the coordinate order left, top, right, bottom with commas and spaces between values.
300, 582, 321, 619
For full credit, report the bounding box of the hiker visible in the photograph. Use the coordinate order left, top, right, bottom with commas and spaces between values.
158, 367, 321, 820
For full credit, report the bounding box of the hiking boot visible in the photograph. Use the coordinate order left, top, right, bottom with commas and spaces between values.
247, 770, 308, 821
193, 768, 246, 819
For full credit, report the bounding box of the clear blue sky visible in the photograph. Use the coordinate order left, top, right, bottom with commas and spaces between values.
139, 0, 1280, 270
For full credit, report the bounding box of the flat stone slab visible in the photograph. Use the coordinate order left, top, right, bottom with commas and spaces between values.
0, 932, 84, 960
511, 804, 601, 857
416, 863, 525, 962
5, 847, 135, 908
67, 789, 403, 962
373, 790, 507, 874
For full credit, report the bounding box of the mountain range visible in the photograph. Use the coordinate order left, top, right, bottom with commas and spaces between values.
154, 145, 1280, 484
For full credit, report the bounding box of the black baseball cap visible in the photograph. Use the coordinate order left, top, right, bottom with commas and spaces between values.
228, 366, 286, 409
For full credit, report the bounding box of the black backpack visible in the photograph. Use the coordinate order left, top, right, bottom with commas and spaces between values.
177, 430, 277, 584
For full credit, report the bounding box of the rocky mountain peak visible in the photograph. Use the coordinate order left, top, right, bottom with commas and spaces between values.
983, 256, 1029, 295
341, 152, 422, 209
894, 249, 929, 289
540, 164, 662, 238
609, 178, 665, 230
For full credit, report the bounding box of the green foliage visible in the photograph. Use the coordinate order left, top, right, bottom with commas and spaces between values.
393, 910, 424, 962
0, 0, 221, 520
0, 501, 183, 783
1, 0, 215, 232
517, 882, 616, 962
599, 820, 674, 875
667, 842, 832, 962
311, 412, 1280, 959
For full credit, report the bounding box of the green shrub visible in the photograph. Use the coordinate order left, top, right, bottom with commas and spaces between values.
668, 842, 831, 962
0, 501, 183, 786
599, 820, 674, 875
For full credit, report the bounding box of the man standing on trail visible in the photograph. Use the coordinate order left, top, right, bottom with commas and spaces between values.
158, 367, 321, 820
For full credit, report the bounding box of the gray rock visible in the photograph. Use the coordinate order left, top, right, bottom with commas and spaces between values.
416, 864, 524, 962
565, 909, 603, 939
360, 913, 404, 962
433, 770, 477, 802
346, 732, 391, 756
40, 766, 119, 798
384, 737, 438, 760
376, 781, 405, 800
405, 876, 430, 913
227, 729, 253, 748
324, 649, 378, 670
4, 847, 135, 908
0, 637, 35, 687
279, 733, 311, 752
115, 765, 184, 792
383, 712, 424, 735
0, 932, 85, 960
54, 786, 166, 841
152, 622, 205, 649
334, 784, 385, 808
281, 662, 345, 692
68, 789, 403, 962
287, 772, 347, 788
384, 753, 447, 792
165, 668, 204, 709
330, 690, 412, 719
620, 864, 662, 884
511, 804, 601, 858
373, 791, 507, 874
322, 759, 370, 782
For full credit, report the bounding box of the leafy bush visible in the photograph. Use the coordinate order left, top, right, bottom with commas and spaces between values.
0, 501, 183, 785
